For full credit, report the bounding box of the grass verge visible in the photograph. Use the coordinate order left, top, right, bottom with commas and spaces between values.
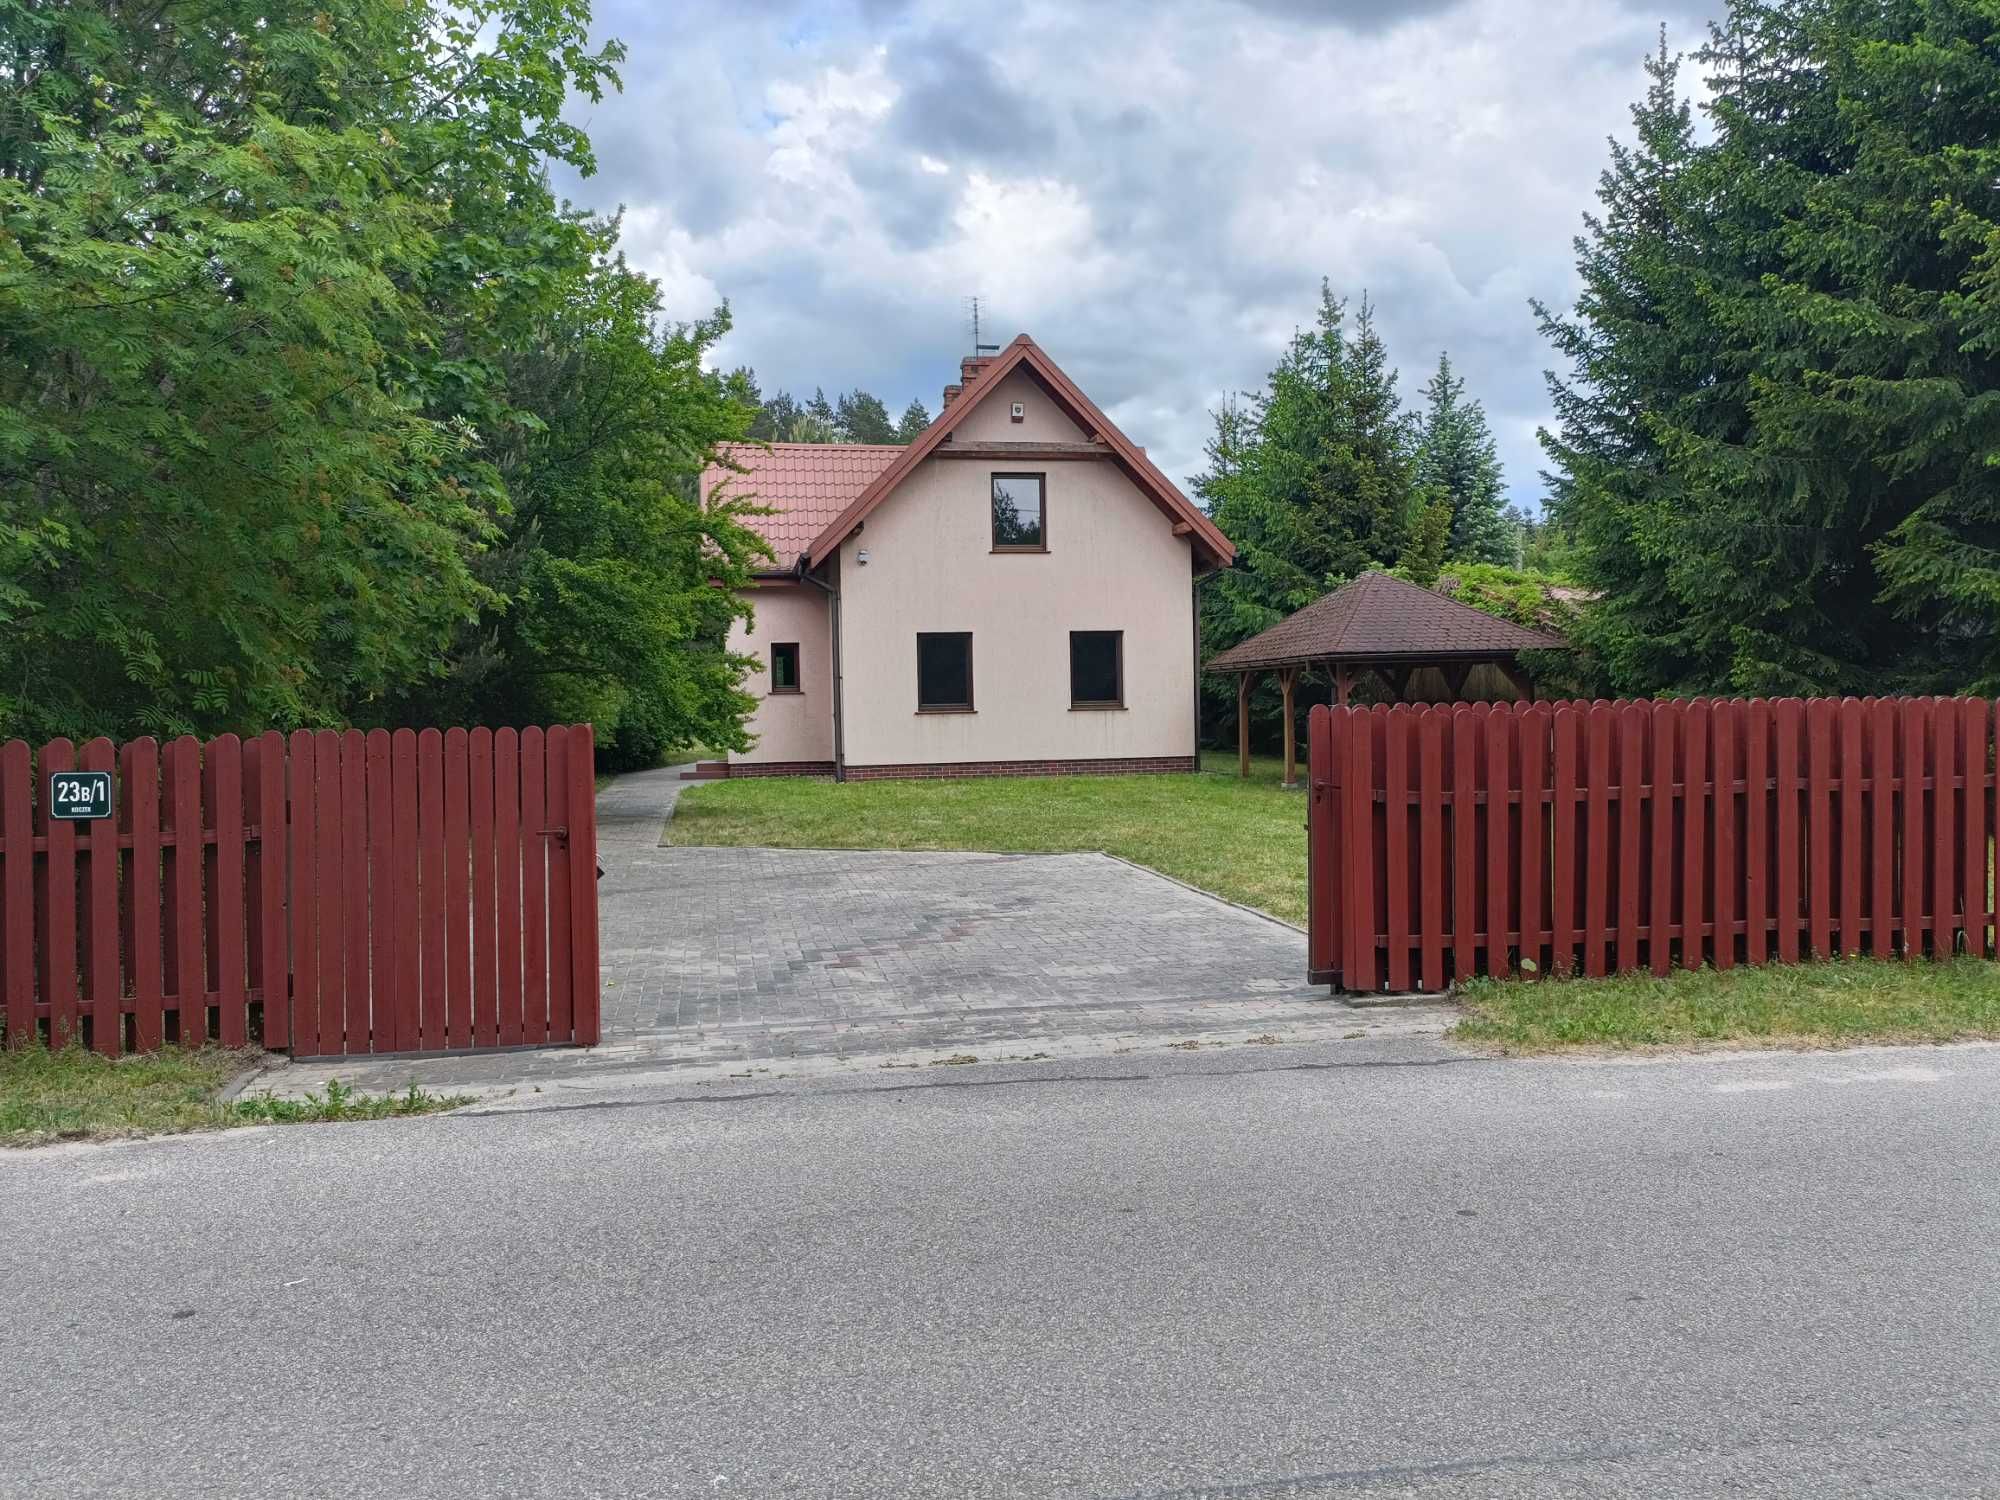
1454, 956, 2000, 1054
668, 757, 1309, 924
0, 1045, 472, 1147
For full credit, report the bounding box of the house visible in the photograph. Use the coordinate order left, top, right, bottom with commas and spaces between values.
701, 335, 1236, 779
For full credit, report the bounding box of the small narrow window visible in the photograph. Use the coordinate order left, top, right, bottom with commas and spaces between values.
917, 632, 974, 711
991, 473, 1046, 550
1070, 631, 1123, 708
771, 642, 801, 694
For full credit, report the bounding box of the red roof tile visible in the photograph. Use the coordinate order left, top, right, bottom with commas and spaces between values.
1207, 571, 1566, 671
702, 443, 905, 572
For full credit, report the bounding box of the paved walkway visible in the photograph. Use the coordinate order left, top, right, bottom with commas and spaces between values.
256, 765, 1449, 1102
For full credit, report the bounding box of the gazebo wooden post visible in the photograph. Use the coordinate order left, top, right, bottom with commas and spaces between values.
1279, 666, 1298, 788
1501, 662, 1535, 703
1334, 664, 1354, 708
1443, 663, 1471, 701
1237, 671, 1252, 779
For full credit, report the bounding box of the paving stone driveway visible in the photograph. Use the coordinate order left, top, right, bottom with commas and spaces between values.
262, 765, 1446, 1099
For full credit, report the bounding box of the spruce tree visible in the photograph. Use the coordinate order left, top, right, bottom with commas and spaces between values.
1416, 353, 1514, 565
895, 398, 932, 441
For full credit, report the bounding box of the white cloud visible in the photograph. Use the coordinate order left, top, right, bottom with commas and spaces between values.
559, 0, 1724, 503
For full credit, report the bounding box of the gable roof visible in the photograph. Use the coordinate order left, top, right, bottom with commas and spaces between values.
1207, 571, 1567, 672
702, 443, 904, 573
801, 335, 1235, 570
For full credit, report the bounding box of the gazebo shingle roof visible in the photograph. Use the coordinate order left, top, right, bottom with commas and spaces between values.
1207, 571, 1565, 673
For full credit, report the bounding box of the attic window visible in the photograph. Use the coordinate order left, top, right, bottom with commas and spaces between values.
991, 473, 1045, 551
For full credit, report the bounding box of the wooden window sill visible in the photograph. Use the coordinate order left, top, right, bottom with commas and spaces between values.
769, 688, 803, 696
1069, 702, 1126, 711
916, 706, 976, 715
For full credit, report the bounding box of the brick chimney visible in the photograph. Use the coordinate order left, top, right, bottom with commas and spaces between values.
941, 382, 963, 407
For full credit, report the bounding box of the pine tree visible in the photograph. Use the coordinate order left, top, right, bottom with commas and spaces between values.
1416, 352, 1514, 565
895, 398, 932, 441
834, 390, 896, 444
805, 387, 837, 427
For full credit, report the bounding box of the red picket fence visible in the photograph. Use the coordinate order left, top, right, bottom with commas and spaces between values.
1307, 697, 1999, 994
0, 725, 600, 1057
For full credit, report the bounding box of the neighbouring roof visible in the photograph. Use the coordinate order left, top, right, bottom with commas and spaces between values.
800, 335, 1234, 570
1206, 571, 1567, 673
703, 443, 904, 573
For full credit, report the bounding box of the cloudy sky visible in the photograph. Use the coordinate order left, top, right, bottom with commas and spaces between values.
553, 0, 1716, 507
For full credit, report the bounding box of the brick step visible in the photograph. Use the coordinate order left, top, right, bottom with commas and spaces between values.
679, 761, 730, 781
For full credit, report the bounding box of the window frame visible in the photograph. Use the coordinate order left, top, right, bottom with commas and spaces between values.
915, 631, 976, 713
990, 472, 1048, 553
770, 641, 802, 695
1068, 630, 1125, 710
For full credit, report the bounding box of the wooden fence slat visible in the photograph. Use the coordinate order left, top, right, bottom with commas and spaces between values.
1418, 711, 1446, 991
470, 727, 499, 1050
545, 726, 575, 1036
1550, 706, 1579, 978
38, 739, 80, 1048
122, 740, 165, 1052
1650, 702, 1677, 974
1902, 702, 1928, 959
1617, 705, 1644, 974
444, 727, 472, 1049
1869, 701, 1897, 959
418, 729, 447, 1050
80, 738, 121, 1054
1805, 702, 1835, 960
1774, 701, 1803, 964
311, 728, 347, 1054
1484, 709, 1513, 978
1582, 705, 1612, 977
1744, 705, 1770, 967
2, 741, 31, 1047
207, 735, 247, 1049
520, 727, 549, 1042
1991, 702, 2000, 959
1837, 701, 1863, 959
287, 732, 319, 1056
1680, 702, 1710, 970
569, 722, 602, 1047
366, 730, 396, 1052
338, 730, 369, 1053
1967, 700, 1993, 960
254, 733, 289, 1049
163, 738, 206, 1046
1453, 707, 1481, 984
1933, 700, 1960, 956
1518, 706, 1547, 981
1712, 702, 1737, 971
1384, 710, 1412, 993
495, 729, 524, 1047
391, 730, 422, 1052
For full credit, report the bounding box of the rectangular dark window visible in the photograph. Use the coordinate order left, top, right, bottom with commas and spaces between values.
991, 473, 1046, 550
1070, 631, 1123, 708
917, 632, 974, 711
771, 642, 801, 694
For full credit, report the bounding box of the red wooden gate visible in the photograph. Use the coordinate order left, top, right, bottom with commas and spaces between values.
1308, 697, 1998, 994
0, 725, 600, 1057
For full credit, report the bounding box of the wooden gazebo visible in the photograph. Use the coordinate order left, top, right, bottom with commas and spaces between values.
1206, 571, 1566, 786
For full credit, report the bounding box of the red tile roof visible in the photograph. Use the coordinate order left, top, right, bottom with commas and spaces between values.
702, 443, 905, 572
1207, 571, 1566, 672
803, 335, 1234, 570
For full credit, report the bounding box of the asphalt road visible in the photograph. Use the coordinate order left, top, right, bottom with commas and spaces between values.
7, 1037, 2000, 1498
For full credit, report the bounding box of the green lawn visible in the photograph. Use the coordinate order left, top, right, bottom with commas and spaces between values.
0, 1045, 471, 1147
668, 756, 1310, 925
1455, 957, 2000, 1054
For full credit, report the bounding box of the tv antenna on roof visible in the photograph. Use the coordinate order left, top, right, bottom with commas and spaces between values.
965, 295, 1000, 358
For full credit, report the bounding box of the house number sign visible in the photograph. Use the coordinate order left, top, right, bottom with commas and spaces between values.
50, 770, 113, 821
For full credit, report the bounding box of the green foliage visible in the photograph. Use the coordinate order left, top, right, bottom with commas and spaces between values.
835, 389, 896, 444
896, 398, 932, 441
0, 0, 765, 761
1416, 353, 1516, 565
1431, 562, 1597, 697
1196, 283, 1433, 744
1540, 9, 2000, 695
1396, 499, 1453, 586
